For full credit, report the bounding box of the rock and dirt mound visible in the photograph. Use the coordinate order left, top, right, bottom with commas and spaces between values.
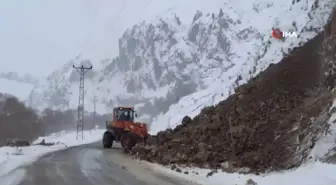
132, 12, 336, 173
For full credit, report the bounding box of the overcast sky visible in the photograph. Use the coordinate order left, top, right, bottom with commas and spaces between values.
0, 0, 222, 78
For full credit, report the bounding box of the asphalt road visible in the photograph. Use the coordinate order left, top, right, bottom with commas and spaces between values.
16, 142, 195, 185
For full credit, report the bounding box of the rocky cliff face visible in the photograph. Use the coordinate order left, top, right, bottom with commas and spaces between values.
131, 10, 336, 173
29, 0, 335, 127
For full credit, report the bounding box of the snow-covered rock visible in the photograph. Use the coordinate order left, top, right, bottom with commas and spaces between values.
28, 0, 335, 131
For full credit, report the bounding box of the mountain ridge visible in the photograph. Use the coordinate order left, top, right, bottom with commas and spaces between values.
28, 0, 335, 130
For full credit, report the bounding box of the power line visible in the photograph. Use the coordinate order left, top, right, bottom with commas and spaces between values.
143, 0, 153, 9
96, 0, 155, 55
113, 0, 153, 25
108, 1, 129, 32
80, 2, 98, 56
73, 64, 93, 140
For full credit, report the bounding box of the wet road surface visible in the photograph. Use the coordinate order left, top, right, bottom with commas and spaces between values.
16, 142, 195, 185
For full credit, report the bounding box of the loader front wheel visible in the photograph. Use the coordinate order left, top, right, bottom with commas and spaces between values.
103, 131, 113, 148
121, 132, 137, 153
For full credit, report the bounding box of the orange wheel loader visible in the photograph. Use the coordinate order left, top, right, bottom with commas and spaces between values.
102, 107, 148, 152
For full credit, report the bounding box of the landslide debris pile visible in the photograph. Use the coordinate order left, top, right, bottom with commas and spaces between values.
132, 12, 336, 173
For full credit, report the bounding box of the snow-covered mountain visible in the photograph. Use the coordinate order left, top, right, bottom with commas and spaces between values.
29, 0, 335, 129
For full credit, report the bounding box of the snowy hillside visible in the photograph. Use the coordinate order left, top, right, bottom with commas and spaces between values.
29, 0, 335, 129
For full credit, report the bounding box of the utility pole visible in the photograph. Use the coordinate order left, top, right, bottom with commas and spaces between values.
73, 65, 92, 140
29, 92, 32, 107
92, 95, 98, 135
28, 89, 35, 107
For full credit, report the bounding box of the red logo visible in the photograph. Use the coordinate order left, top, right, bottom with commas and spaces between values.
272, 28, 282, 39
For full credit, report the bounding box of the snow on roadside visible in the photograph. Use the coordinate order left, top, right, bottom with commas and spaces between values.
151, 162, 336, 185
0, 129, 105, 184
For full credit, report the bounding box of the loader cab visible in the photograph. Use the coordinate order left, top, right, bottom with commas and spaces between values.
113, 107, 137, 122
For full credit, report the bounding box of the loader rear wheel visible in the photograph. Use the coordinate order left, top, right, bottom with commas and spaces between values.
103, 131, 113, 148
